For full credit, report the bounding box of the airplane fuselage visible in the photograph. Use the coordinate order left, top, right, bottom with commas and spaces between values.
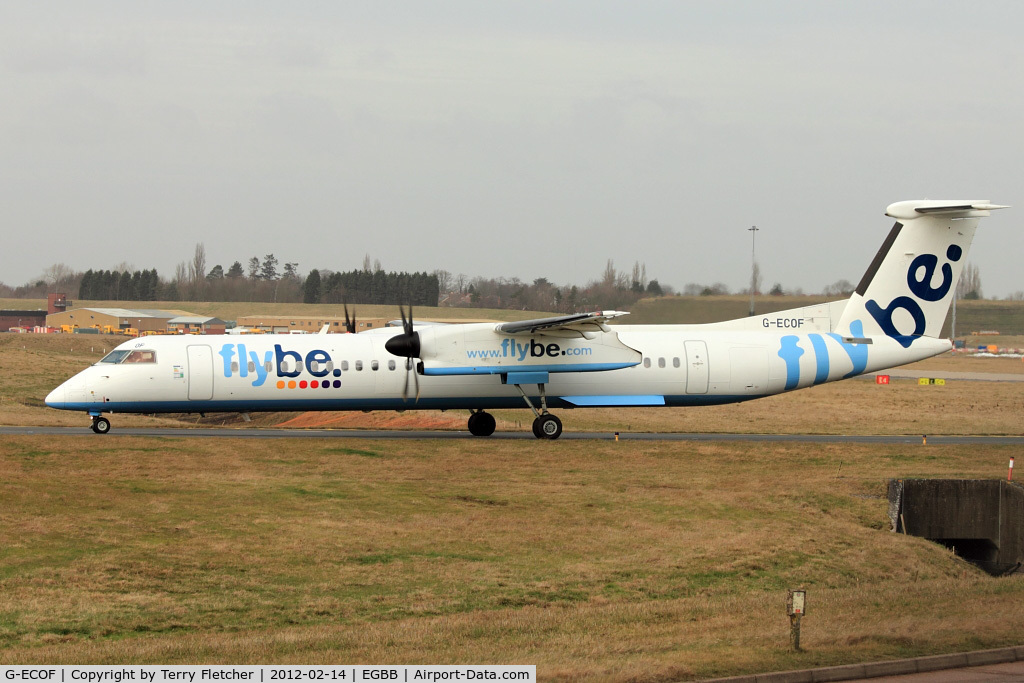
45, 324, 948, 415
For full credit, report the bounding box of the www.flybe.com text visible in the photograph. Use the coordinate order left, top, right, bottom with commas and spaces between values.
466, 339, 593, 360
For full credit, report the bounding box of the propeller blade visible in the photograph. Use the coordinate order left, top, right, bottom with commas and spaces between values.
402, 357, 411, 401
343, 302, 356, 334
414, 361, 420, 402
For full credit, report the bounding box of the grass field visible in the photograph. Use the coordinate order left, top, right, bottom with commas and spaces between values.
1, 436, 1023, 680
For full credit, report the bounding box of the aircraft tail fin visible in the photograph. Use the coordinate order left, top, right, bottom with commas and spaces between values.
834, 200, 1007, 346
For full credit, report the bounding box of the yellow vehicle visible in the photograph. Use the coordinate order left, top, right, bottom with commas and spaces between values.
120, 327, 139, 337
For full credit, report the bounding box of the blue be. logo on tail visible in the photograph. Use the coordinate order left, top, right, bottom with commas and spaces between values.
864, 244, 962, 348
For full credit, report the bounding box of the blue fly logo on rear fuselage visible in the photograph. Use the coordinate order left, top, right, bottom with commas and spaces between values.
777, 320, 869, 391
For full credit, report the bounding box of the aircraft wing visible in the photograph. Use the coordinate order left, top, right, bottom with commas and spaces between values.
495, 310, 630, 335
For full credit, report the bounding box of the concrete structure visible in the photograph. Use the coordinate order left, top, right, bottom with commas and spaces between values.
167, 316, 227, 335
889, 479, 1024, 575
47, 307, 195, 334
47, 293, 69, 315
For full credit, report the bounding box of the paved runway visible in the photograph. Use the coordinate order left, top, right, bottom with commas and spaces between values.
2, 425, 1022, 444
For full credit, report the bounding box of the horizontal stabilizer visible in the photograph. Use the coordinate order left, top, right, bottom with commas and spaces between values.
886, 200, 1009, 220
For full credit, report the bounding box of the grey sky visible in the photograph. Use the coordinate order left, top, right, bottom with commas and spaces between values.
2, 1, 1021, 296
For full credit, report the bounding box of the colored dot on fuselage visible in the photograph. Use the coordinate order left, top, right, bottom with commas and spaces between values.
333, 369, 341, 377
276, 380, 285, 389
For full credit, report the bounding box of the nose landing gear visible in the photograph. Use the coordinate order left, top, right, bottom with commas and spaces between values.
90, 415, 111, 434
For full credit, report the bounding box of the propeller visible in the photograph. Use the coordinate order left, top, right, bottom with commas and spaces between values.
384, 304, 421, 402
343, 302, 357, 334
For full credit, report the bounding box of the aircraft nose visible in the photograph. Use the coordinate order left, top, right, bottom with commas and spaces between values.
45, 384, 66, 409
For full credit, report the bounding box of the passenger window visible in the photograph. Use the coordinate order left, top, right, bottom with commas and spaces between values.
341, 360, 349, 371
371, 360, 379, 371
643, 357, 651, 368
264, 361, 272, 373
388, 360, 396, 371
673, 357, 680, 368
248, 361, 255, 372
231, 362, 239, 373
355, 360, 363, 371
309, 360, 319, 373
658, 357, 665, 368
326, 361, 334, 372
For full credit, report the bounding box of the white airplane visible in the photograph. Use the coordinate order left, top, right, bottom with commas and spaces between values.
46, 199, 1006, 438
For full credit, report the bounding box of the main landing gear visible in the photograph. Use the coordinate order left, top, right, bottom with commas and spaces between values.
518, 381, 563, 440
466, 379, 564, 440
90, 415, 111, 434
466, 408, 562, 439
467, 410, 496, 437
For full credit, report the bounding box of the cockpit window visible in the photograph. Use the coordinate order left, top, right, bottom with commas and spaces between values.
99, 349, 157, 364
123, 350, 157, 364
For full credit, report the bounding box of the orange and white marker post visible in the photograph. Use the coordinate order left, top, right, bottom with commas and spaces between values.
1009, 457, 1015, 482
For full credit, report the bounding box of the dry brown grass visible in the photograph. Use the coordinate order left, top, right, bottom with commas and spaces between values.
1, 436, 1022, 679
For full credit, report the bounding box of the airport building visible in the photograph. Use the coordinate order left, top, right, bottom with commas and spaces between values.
167, 316, 227, 335
46, 307, 197, 334
2, 293, 71, 331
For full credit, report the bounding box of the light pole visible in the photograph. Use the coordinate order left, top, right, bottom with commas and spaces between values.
748, 225, 759, 316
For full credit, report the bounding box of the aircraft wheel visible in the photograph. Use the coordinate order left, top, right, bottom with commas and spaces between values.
91, 417, 111, 434
468, 411, 495, 437
533, 414, 562, 440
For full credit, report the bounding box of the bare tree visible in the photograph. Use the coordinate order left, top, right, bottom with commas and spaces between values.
41, 263, 76, 293
188, 243, 207, 300
823, 279, 855, 296
601, 259, 617, 288
957, 262, 983, 300
432, 269, 453, 295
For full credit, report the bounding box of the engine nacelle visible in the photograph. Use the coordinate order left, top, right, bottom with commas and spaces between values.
415, 323, 641, 376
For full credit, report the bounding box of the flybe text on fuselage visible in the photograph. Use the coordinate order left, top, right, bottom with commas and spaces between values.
217, 343, 338, 386
466, 338, 594, 360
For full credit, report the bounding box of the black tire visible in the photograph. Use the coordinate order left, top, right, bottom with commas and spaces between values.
468, 411, 496, 437
533, 414, 562, 440
92, 417, 111, 434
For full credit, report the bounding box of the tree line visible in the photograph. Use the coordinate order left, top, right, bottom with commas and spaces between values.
303, 269, 439, 307
2, 246, 1007, 308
